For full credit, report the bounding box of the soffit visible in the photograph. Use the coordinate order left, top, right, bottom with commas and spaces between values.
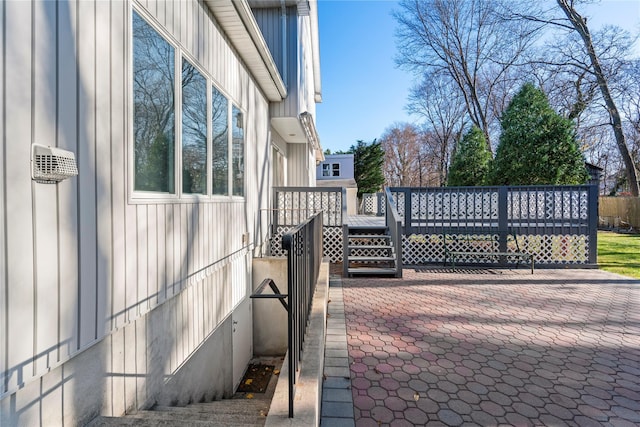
271, 117, 306, 143
204, 0, 287, 102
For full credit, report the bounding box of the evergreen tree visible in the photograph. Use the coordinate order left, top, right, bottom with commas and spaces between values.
350, 139, 385, 198
490, 83, 589, 185
447, 126, 492, 186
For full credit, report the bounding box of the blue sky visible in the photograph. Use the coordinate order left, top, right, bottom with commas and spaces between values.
314, 0, 640, 154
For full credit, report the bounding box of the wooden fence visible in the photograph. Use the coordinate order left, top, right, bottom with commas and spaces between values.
599, 197, 640, 229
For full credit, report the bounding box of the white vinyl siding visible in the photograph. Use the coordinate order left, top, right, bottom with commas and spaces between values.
254, 7, 299, 119
1, 1, 271, 423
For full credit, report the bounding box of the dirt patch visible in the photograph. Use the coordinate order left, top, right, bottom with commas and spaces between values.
236, 364, 276, 393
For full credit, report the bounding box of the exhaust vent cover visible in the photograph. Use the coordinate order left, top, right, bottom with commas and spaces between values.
31, 144, 79, 184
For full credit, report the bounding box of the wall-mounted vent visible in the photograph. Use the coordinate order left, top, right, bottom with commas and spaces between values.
31, 144, 79, 184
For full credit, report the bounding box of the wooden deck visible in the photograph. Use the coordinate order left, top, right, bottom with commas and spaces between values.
346, 215, 385, 227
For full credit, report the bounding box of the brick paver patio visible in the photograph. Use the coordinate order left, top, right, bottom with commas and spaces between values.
340, 268, 640, 427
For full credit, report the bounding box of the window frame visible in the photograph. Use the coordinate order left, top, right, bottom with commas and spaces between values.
231, 104, 245, 198
129, 6, 246, 203
180, 55, 210, 198
130, 7, 179, 200
211, 84, 230, 198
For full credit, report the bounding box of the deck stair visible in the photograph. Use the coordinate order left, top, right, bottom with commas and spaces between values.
344, 224, 399, 277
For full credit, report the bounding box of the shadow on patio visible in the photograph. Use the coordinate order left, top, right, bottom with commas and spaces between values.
322, 267, 640, 427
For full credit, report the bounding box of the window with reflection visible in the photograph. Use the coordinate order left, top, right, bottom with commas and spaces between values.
232, 106, 244, 197
181, 59, 207, 194
133, 11, 175, 193
212, 87, 229, 195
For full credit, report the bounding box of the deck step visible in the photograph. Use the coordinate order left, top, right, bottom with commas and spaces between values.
344, 225, 400, 277
347, 267, 398, 276
347, 225, 387, 231
348, 244, 392, 250
348, 234, 390, 239
348, 256, 395, 262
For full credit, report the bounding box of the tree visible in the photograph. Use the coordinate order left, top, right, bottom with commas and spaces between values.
508, 0, 640, 195
447, 126, 492, 186
407, 74, 467, 185
557, 1, 638, 192
349, 140, 385, 198
381, 123, 422, 187
395, 0, 541, 150
490, 83, 589, 185
614, 58, 640, 193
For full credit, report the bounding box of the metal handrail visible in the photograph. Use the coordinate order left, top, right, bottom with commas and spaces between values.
280, 211, 324, 418
250, 278, 288, 311
384, 188, 403, 278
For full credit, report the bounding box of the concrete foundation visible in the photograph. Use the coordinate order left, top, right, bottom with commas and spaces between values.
252, 258, 289, 356
0, 299, 235, 427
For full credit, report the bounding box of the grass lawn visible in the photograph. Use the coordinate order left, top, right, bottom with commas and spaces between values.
598, 231, 640, 279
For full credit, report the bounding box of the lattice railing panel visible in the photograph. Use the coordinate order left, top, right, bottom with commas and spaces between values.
323, 226, 344, 262
401, 233, 590, 265
402, 234, 444, 265
362, 194, 376, 215
274, 189, 343, 226
508, 189, 589, 221
270, 225, 343, 263
517, 234, 589, 264
409, 191, 499, 221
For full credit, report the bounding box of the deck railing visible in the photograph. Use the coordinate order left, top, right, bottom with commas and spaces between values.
385, 188, 403, 277
389, 185, 599, 266
270, 187, 346, 262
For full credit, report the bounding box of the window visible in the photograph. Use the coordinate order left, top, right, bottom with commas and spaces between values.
133, 11, 175, 193
132, 11, 245, 199
181, 59, 207, 194
322, 163, 331, 177
212, 87, 229, 195
332, 163, 340, 177
232, 106, 244, 196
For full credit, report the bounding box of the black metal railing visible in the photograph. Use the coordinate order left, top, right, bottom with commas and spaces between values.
282, 211, 323, 417
385, 188, 403, 277
250, 278, 288, 310
252, 211, 324, 417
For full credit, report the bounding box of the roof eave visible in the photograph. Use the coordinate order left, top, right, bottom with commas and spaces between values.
205, 0, 287, 102
308, 0, 322, 103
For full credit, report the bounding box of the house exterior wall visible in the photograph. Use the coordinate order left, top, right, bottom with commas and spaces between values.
317, 154, 356, 180
0, 0, 275, 425
254, 2, 321, 186
288, 143, 317, 186
255, 6, 300, 119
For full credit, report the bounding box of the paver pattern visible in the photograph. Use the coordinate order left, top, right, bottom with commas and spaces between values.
341, 268, 640, 426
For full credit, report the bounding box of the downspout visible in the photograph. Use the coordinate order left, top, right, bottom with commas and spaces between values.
280, 0, 287, 87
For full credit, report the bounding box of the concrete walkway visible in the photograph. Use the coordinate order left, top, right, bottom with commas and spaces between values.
322, 267, 640, 426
